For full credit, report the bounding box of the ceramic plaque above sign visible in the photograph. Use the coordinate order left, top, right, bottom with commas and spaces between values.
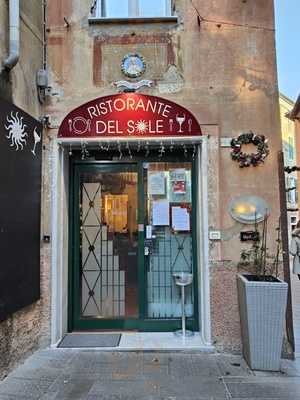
58, 94, 202, 138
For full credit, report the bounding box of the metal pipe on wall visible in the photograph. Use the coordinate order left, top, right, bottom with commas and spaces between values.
43, 0, 47, 70
3, 0, 20, 71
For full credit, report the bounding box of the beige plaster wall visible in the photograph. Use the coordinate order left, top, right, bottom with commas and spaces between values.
0, 0, 51, 380
46, 0, 282, 352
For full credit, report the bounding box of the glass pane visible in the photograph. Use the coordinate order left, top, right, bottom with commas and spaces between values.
79, 170, 138, 319
104, 0, 129, 17
139, 0, 168, 16
145, 162, 194, 319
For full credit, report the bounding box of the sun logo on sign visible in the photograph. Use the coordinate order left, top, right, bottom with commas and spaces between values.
5, 112, 28, 151
135, 120, 148, 134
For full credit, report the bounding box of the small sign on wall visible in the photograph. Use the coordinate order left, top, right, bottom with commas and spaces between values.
240, 231, 260, 242
209, 231, 221, 240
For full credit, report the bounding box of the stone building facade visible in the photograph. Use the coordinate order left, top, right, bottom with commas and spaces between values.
0, 0, 284, 379
279, 94, 298, 237
45, 0, 282, 352
288, 94, 300, 217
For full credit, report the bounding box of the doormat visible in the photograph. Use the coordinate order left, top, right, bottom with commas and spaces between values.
58, 333, 121, 348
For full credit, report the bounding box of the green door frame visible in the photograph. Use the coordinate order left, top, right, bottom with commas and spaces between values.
68, 157, 199, 332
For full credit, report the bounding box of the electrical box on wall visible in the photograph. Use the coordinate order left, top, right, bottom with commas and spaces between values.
37, 69, 48, 88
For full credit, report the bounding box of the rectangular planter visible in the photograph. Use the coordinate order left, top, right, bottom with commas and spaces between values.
237, 273, 288, 371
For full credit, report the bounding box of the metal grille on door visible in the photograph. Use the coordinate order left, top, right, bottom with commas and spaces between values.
81, 183, 125, 317
147, 228, 193, 318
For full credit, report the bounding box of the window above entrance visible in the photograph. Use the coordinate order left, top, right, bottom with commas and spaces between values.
90, 0, 175, 21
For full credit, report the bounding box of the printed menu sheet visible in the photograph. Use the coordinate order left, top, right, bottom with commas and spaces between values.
152, 199, 170, 226
171, 206, 190, 231
148, 171, 165, 195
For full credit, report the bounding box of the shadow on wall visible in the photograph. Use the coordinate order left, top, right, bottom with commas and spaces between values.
0, 302, 42, 381
0, 318, 14, 380
0, 70, 12, 101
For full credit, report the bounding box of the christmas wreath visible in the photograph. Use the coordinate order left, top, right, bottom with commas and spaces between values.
230, 132, 269, 168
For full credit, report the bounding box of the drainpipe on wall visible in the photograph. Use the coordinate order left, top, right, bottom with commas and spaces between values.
3, 0, 20, 71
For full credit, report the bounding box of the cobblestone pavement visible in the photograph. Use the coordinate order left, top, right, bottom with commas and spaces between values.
0, 349, 300, 400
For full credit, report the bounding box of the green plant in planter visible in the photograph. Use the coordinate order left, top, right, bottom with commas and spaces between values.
237, 214, 287, 371
238, 214, 282, 281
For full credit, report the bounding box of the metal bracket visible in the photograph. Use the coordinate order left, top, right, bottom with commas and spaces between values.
114, 79, 153, 92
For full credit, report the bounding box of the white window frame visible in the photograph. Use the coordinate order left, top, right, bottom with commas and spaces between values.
93, 0, 172, 18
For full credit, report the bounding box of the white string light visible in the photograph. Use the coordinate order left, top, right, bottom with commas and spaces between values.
192, 143, 196, 159
158, 141, 165, 158
145, 141, 150, 157
81, 141, 89, 160
104, 141, 110, 151
170, 140, 174, 152
126, 142, 133, 159
183, 143, 188, 158
117, 141, 123, 159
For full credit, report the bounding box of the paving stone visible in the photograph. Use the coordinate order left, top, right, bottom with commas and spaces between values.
111, 363, 144, 377
216, 355, 252, 377
86, 396, 226, 400
159, 376, 227, 399
25, 350, 76, 368
168, 355, 220, 378
86, 395, 140, 400
47, 377, 95, 399
142, 353, 172, 365
0, 377, 53, 399
224, 376, 300, 399
20, 356, 73, 371
0, 395, 32, 400
65, 361, 114, 376
39, 393, 59, 400
9, 366, 62, 382
142, 363, 169, 378
280, 360, 300, 377
1, 350, 300, 400
88, 379, 161, 397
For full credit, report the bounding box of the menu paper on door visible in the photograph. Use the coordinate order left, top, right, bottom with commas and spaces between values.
152, 200, 170, 226
148, 171, 165, 195
172, 180, 186, 194
171, 206, 190, 231
170, 169, 186, 182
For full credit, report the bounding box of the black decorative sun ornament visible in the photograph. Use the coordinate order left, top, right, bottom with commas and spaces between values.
230, 132, 270, 168
121, 53, 146, 78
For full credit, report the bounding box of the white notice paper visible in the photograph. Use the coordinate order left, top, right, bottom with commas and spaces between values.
170, 169, 186, 182
171, 206, 190, 231
148, 172, 165, 195
152, 200, 169, 226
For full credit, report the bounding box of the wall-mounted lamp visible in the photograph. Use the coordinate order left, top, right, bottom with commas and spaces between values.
228, 195, 270, 224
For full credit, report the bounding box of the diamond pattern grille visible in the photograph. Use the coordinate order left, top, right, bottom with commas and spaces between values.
147, 228, 193, 318
80, 182, 125, 318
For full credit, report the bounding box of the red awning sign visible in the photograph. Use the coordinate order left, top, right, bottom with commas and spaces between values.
58, 93, 202, 138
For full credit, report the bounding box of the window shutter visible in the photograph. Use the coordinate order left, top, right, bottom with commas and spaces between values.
0, 98, 42, 322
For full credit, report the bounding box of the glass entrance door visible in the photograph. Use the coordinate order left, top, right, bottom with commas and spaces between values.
72, 164, 139, 330
70, 159, 198, 331
144, 162, 195, 320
